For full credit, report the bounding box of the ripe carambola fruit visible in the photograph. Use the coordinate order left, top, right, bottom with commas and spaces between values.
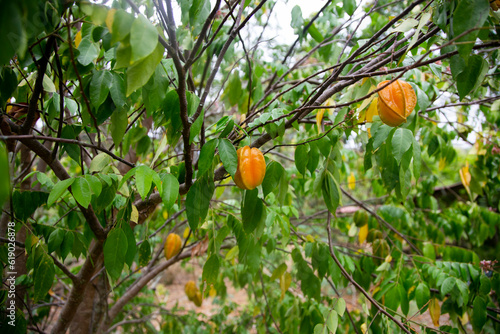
185, 280, 198, 299
184, 280, 203, 306
233, 146, 266, 190
164, 233, 182, 260
377, 79, 417, 127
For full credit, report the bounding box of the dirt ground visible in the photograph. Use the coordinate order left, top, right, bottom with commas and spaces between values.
142, 261, 460, 333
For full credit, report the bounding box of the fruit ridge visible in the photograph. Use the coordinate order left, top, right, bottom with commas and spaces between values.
233, 146, 266, 190
164, 233, 182, 260
377, 79, 417, 127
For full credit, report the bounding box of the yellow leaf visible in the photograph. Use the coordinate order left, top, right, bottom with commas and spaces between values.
162, 210, 168, 220
360, 323, 367, 334
306, 234, 315, 243
438, 157, 446, 171
75, 30, 82, 48
183, 227, 190, 239
358, 224, 368, 244
385, 255, 392, 263
106, 8, 116, 32
429, 297, 441, 327
459, 311, 468, 325
209, 285, 217, 297
365, 97, 379, 122
459, 161, 471, 194
316, 109, 325, 134
367, 127, 372, 138
348, 172, 356, 190
279, 272, 292, 301
131, 205, 139, 223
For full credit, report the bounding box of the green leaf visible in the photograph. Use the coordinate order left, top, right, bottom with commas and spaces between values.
262, 161, 285, 197
0, 142, 10, 207
385, 284, 400, 312
161, 173, 179, 210
186, 176, 215, 230
372, 124, 392, 149
122, 222, 136, 268
90, 70, 112, 108
126, 42, 164, 96
242, 189, 266, 234
440, 276, 456, 296
110, 108, 128, 146
48, 178, 75, 207
130, 14, 159, 63
423, 242, 436, 260
343, 0, 356, 15
334, 298, 346, 317
90, 153, 112, 173
138, 240, 151, 267
135, 165, 155, 200
103, 228, 128, 281
198, 139, 217, 176
60, 231, 74, 261
110, 72, 127, 108
391, 128, 413, 164
307, 23, 323, 43
33, 251, 55, 302
471, 296, 487, 333
452, 0, 489, 60
77, 38, 99, 66
326, 310, 338, 334
270, 263, 287, 281
322, 171, 341, 215
218, 139, 238, 177
72, 177, 92, 209
202, 254, 220, 285
412, 137, 421, 181
111, 9, 134, 44
415, 282, 430, 313
48, 229, 65, 254
295, 144, 309, 175
479, 274, 491, 295
189, 109, 204, 144
456, 55, 488, 100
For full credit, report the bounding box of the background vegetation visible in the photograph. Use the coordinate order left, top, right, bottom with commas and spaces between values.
0, 0, 499, 333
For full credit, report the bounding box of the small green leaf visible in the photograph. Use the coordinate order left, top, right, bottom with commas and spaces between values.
48, 229, 65, 254
126, 42, 164, 96
270, 263, 287, 281
161, 173, 179, 210
456, 55, 488, 100
122, 222, 136, 268
135, 165, 154, 200
322, 171, 341, 215
90, 70, 112, 108
110, 72, 127, 108
186, 176, 215, 230
441, 276, 456, 296
48, 178, 75, 207
130, 14, 159, 63
72, 177, 92, 209
326, 310, 338, 334
295, 144, 309, 175
189, 109, 204, 144
334, 298, 346, 317
262, 161, 285, 197
242, 189, 266, 234
471, 296, 487, 332
391, 128, 413, 164
77, 39, 99, 66
218, 139, 238, 177
198, 139, 217, 176
33, 251, 55, 302
202, 254, 220, 285
111, 9, 134, 44
415, 282, 430, 313
90, 153, 113, 173
110, 108, 128, 146
103, 228, 128, 281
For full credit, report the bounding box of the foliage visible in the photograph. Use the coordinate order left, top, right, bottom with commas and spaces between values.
0, 0, 499, 333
